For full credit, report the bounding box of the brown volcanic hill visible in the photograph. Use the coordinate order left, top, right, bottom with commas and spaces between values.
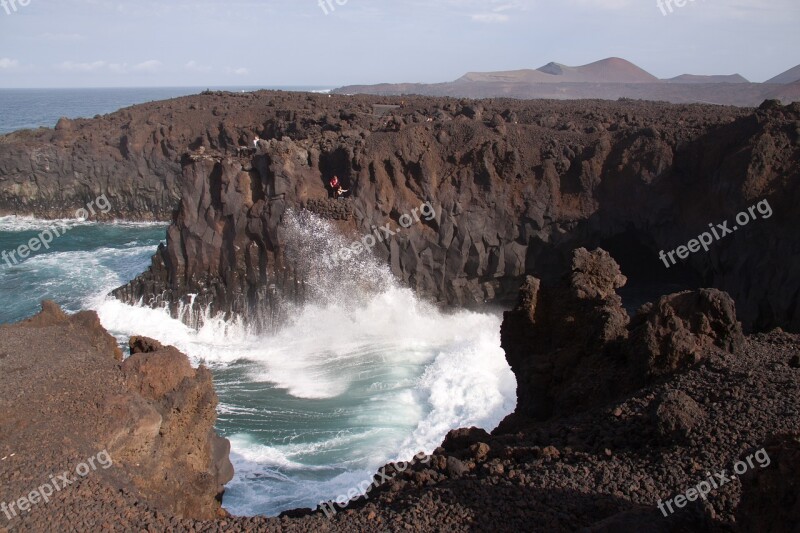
766, 63, 800, 84
459, 57, 658, 84
537, 57, 659, 83
665, 74, 750, 84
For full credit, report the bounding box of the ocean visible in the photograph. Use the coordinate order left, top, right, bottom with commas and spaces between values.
0, 88, 517, 516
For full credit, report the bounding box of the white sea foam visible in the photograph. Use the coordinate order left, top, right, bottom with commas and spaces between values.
89, 210, 517, 516
0, 215, 166, 233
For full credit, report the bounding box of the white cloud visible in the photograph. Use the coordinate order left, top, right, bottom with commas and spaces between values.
0, 58, 19, 69
185, 60, 213, 72
132, 60, 162, 72
58, 60, 107, 72
566, 0, 632, 9
232, 67, 249, 75
57, 59, 162, 74
471, 13, 510, 22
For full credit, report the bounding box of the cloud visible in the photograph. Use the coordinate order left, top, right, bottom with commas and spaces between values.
231, 67, 249, 75
132, 60, 162, 72
185, 60, 213, 72
57, 59, 162, 74
471, 13, 510, 22
566, 0, 633, 8
58, 60, 107, 72
0, 58, 19, 69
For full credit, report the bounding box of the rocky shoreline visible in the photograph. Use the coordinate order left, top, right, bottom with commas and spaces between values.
2, 92, 799, 332
1, 249, 798, 531
1, 90, 799, 531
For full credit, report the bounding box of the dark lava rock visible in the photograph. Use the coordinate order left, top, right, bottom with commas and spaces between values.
129, 336, 166, 355
501, 248, 632, 419
653, 390, 706, 441
628, 289, 745, 378
5, 92, 796, 332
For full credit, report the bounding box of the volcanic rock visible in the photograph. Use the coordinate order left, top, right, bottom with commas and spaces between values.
0, 301, 233, 530
628, 289, 745, 379
2, 93, 800, 334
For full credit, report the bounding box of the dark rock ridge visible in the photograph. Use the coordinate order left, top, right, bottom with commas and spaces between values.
2, 92, 800, 331
0, 302, 233, 530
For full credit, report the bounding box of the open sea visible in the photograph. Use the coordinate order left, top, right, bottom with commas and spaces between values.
0, 88, 517, 516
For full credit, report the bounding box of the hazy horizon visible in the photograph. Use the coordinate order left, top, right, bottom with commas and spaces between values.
0, 0, 799, 89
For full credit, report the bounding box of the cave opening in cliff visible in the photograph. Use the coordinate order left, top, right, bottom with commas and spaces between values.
595, 230, 703, 314
319, 148, 353, 193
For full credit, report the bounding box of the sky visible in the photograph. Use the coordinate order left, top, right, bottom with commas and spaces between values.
0, 0, 798, 88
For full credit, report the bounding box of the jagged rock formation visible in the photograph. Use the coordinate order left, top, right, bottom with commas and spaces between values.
500, 248, 745, 420
2, 92, 800, 332
0, 302, 233, 530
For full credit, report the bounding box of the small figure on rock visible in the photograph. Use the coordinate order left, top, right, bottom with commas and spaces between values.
329, 175, 349, 199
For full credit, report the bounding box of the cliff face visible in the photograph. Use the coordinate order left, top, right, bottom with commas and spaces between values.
0, 302, 233, 529
2, 92, 800, 331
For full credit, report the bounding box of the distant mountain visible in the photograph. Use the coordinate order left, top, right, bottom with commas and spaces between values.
459, 57, 658, 84
334, 57, 800, 107
766, 64, 800, 84
665, 74, 749, 84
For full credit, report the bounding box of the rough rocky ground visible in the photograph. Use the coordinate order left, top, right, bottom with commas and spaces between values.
1, 325, 796, 532
0, 303, 232, 531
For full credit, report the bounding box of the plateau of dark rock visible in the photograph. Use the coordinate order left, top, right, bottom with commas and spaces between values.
2, 92, 800, 333
0, 92, 800, 331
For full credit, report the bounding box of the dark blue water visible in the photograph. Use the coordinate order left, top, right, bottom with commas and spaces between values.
0, 86, 334, 135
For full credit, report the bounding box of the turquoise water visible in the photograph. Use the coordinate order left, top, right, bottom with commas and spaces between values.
0, 217, 166, 324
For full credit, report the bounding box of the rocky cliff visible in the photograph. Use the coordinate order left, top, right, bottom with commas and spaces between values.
0, 302, 233, 530
2, 92, 799, 331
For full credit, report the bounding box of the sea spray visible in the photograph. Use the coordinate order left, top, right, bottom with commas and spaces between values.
90, 213, 517, 516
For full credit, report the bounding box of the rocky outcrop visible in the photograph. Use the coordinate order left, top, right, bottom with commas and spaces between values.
3, 93, 800, 331
628, 289, 745, 378
118, 337, 234, 519
500, 248, 632, 419
0, 302, 233, 530
500, 248, 744, 420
